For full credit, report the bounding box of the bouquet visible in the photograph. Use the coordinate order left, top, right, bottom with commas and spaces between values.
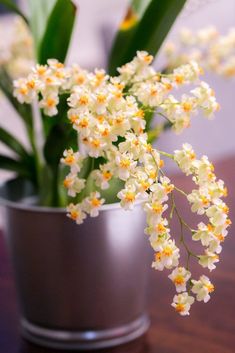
0, 0, 232, 315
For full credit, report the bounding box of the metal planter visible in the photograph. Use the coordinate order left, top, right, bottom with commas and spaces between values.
0, 179, 151, 350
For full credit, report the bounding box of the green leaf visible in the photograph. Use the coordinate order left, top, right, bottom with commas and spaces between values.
0, 0, 28, 22
108, 0, 186, 75
0, 154, 31, 177
0, 127, 29, 159
27, 0, 57, 54
38, 0, 77, 64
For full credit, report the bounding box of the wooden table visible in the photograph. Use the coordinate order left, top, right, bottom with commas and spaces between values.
1, 156, 235, 353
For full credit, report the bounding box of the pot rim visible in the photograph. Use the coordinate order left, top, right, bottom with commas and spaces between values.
0, 180, 143, 214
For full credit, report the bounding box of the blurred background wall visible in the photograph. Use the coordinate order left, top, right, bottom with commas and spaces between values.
0, 0, 235, 182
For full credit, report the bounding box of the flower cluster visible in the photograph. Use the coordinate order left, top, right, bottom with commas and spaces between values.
175, 144, 230, 270
164, 26, 235, 77
13, 51, 229, 315
0, 17, 34, 79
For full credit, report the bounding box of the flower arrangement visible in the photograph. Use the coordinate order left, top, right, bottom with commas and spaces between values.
0, 0, 232, 316
13, 51, 230, 316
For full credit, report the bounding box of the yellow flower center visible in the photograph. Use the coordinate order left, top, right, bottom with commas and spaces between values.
136, 109, 145, 118
91, 198, 101, 207
223, 187, 228, 197
140, 180, 150, 191
207, 224, 214, 232
124, 192, 136, 202
91, 139, 101, 148
63, 178, 72, 188
215, 234, 225, 242
120, 159, 130, 168
201, 196, 210, 206
175, 303, 185, 313
155, 252, 162, 261
152, 203, 163, 214
97, 94, 106, 104
150, 88, 158, 97
65, 155, 75, 164
149, 170, 157, 179
157, 223, 166, 233
19, 87, 28, 95
69, 114, 79, 123
70, 210, 79, 220
27, 80, 36, 89
173, 275, 185, 286
101, 128, 110, 137
103, 171, 112, 180
175, 75, 184, 85
97, 115, 105, 123
46, 98, 56, 108
76, 74, 86, 85
116, 116, 124, 124
163, 246, 173, 257
189, 152, 196, 160
79, 95, 89, 105
205, 283, 214, 293
37, 66, 47, 75
78, 118, 89, 128
182, 102, 192, 112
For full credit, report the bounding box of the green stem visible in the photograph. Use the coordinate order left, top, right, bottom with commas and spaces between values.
157, 150, 174, 160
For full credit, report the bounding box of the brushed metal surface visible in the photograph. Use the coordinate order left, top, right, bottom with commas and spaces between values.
0, 179, 152, 349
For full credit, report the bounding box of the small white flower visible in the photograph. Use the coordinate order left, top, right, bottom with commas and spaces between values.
67, 203, 87, 224
192, 275, 214, 303
174, 144, 196, 175
172, 292, 195, 316
61, 149, 84, 173
115, 152, 137, 181
168, 267, 191, 293
152, 239, 180, 271
117, 184, 138, 210
84, 192, 105, 217
198, 250, 219, 271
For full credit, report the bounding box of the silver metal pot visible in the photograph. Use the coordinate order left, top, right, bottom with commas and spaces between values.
0, 179, 152, 350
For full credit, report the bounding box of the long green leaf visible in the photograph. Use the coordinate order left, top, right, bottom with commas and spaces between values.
27, 0, 57, 54
0, 154, 31, 177
0, 0, 28, 22
108, 0, 186, 74
38, 0, 77, 64
0, 127, 29, 159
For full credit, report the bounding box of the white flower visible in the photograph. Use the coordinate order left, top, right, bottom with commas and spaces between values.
168, 267, 191, 293
174, 144, 196, 175
172, 292, 195, 316
84, 192, 105, 217
115, 152, 137, 180
63, 174, 86, 197
191, 275, 214, 303
67, 203, 87, 224
93, 164, 113, 190
61, 149, 84, 173
39, 92, 59, 116
13, 77, 36, 103
117, 184, 138, 210
206, 201, 229, 226
152, 239, 180, 271
187, 188, 211, 215
198, 250, 219, 271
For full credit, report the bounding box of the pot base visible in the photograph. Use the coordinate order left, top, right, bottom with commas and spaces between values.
21, 315, 150, 350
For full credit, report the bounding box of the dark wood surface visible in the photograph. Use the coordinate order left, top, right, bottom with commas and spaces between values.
1, 156, 235, 353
